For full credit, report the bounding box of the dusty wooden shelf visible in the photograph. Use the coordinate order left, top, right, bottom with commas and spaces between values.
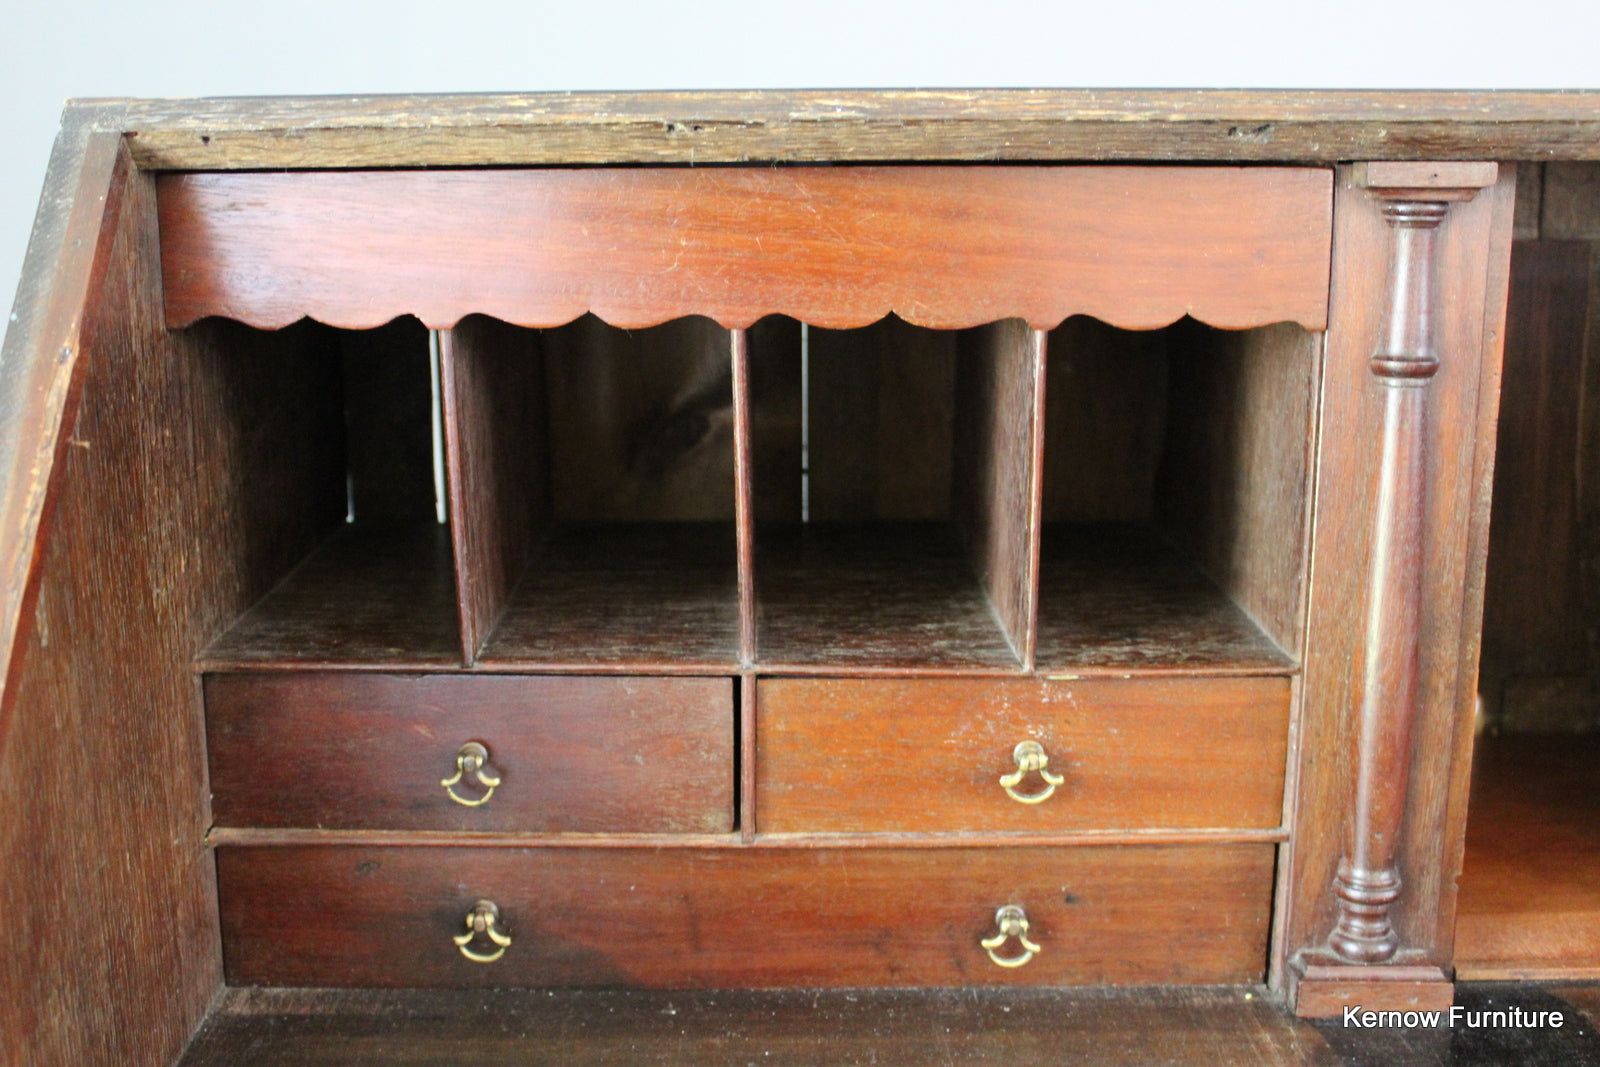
199, 525, 461, 670
478, 523, 740, 670
753, 522, 1021, 672
1034, 525, 1295, 675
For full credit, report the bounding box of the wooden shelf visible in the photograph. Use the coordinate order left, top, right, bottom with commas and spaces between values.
477, 522, 739, 669
1456, 733, 1600, 979
754, 522, 1021, 671
1034, 525, 1294, 674
200, 525, 461, 670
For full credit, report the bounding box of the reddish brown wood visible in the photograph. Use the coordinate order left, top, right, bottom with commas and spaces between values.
216, 843, 1275, 988
199, 526, 462, 669
1327, 190, 1466, 964
1282, 166, 1515, 1005
1457, 735, 1600, 979
757, 676, 1290, 834
952, 322, 1045, 665
1034, 526, 1295, 673
156, 167, 1333, 332
732, 330, 756, 665
206, 672, 733, 833
441, 316, 546, 663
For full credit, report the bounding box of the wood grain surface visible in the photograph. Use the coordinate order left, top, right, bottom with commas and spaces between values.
206, 672, 733, 833
1281, 166, 1516, 997
756, 676, 1289, 834
156, 166, 1333, 332
216, 843, 1274, 988
116, 90, 1600, 171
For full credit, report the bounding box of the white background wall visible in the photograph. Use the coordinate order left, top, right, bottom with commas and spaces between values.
4, 0, 1599, 314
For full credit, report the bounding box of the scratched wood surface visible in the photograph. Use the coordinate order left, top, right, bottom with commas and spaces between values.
156, 167, 1333, 332
115, 91, 1600, 171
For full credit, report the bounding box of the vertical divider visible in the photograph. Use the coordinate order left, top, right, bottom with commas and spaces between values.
439, 315, 548, 665
731, 328, 757, 667
731, 328, 759, 842
952, 320, 1048, 669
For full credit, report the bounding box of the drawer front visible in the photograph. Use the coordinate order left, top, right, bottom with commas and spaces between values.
757, 677, 1289, 833
206, 673, 733, 832
217, 844, 1273, 988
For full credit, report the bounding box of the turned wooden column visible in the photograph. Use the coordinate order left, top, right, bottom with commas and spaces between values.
1327, 163, 1494, 966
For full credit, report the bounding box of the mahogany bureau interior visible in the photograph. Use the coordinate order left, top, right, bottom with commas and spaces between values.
12, 92, 1600, 1065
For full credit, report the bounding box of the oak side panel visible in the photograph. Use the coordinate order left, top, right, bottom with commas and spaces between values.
1155, 321, 1320, 656
1, 161, 338, 1064
1282, 168, 1515, 987
952, 322, 1044, 664
217, 843, 1275, 988
157, 167, 1333, 332
206, 673, 734, 833
757, 676, 1290, 833
441, 316, 545, 662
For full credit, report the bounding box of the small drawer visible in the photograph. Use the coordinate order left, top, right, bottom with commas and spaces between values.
757, 676, 1289, 833
216, 843, 1273, 988
205, 672, 733, 832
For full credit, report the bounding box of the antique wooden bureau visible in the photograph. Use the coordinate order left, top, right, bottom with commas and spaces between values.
3, 92, 1599, 1065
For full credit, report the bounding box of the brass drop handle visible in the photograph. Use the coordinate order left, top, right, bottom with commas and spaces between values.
453, 899, 511, 963
981, 904, 1041, 968
441, 742, 501, 806
998, 740, 1064, 804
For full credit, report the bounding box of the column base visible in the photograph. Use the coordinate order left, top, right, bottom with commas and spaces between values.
1293, 955, 1454, 1017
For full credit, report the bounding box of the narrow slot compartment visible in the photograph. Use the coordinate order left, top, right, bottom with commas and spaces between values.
750, 316, 1038, 670
1035, 318, 1317, 673
198, 316, 461, 669
456, 315, 774, 668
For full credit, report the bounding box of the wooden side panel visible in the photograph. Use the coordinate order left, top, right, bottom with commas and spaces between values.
157, 167, 1333, 332
757, 677, 1290, 833
217, 844, 1275, 988
953, 322, 1044, 663
1480, 241, 1593, 729
1282, 168, 1515, 988
206, 673, 734, 833
441, 316, 545, 662
1156, 322, 1320, 656
0, 161, 343, 1063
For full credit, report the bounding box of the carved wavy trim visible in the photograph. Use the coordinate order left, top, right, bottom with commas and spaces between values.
158, 166, 1333, 334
